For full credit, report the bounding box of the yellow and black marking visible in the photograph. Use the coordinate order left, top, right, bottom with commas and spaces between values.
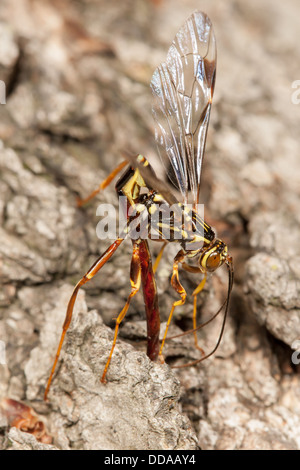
116, 154, 215, 248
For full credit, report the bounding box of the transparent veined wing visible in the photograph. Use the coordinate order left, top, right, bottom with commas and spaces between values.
150, 11, 216, 205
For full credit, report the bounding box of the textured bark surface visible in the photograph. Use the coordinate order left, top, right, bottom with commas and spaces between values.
0, 0, 300, 450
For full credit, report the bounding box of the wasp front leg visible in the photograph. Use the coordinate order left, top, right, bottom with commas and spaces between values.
100, 240, 142, 383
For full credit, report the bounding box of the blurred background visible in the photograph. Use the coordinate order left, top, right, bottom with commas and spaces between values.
0, 0, 300, 450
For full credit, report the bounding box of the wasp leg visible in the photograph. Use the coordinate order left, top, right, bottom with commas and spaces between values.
159, 250, 186, 361
77, 160, 128, 207
100, 240, 142, 383
192, 274, 207, 355
172, 257, 234, 369
152, 241, 167, 274
44, 238, 124, 401
181, 262, 206, 353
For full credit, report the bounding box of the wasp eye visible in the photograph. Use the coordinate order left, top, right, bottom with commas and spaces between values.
205, 252, 221, 272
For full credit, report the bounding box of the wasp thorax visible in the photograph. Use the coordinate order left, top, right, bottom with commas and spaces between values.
199, 239, 228, 273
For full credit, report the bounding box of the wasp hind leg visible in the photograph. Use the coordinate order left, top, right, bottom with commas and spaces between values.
44, 238, 124, 400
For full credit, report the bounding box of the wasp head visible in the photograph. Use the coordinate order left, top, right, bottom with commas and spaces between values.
198, 239, 228, 273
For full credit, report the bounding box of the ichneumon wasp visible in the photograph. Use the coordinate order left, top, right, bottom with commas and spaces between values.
44, 11, 233, 400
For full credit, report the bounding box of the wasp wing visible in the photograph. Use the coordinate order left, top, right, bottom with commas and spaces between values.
150, 11, 216, 205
